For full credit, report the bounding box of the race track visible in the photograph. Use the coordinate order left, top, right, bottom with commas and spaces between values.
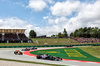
0, 47, 100, 66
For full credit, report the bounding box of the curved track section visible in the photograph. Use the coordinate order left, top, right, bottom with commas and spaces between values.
0, 48, 100, 66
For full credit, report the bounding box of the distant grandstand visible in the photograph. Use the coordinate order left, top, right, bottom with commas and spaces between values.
0, 29, 29, 43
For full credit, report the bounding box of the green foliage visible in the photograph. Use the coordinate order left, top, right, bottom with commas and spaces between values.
70, 32, 74, 36
70, 27, 100, 38
56, 28, 68, 38
29, 30, 37, 38
51, 34, 56, 38
63, 28, 68, 37
57, 32, 63, 38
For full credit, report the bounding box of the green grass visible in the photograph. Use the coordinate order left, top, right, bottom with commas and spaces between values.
32, 38, 78, 45
79, 46, 100, 58
0, 43, 35, 46
0, 38, 100, 46
30, 48, 100, 62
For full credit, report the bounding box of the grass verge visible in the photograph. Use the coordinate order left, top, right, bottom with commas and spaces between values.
0, 38, 100, 46
78, 46, 100, 58
30, 48, 100, 62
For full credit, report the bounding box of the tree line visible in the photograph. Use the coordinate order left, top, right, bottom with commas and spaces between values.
29, 30, 37, 38
70, 27, 100, 38
51, 28, 68, 38
29, 28, 68, 38
29, 27, 100, 38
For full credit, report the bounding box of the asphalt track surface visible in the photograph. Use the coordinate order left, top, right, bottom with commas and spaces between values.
0, 47, 100, 66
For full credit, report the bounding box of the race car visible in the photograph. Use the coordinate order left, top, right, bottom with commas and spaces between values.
22, 48, 30, 51
36, 54, 62, 61
14, 50, 23, 55
30, 47, 37, 50
22, 47, 37, 51
65, 45, 73, 47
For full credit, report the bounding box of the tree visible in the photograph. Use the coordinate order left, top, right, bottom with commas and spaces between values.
57, 32, 63, 38
70, 32, 74, 36
74, 29, 79, 37
29, 30, 37, 38
79, 28, 84, 37
63, 28, 68, 37
70, 27, 100, 38
51, 34, 56, 38
98, 29, 100, 38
